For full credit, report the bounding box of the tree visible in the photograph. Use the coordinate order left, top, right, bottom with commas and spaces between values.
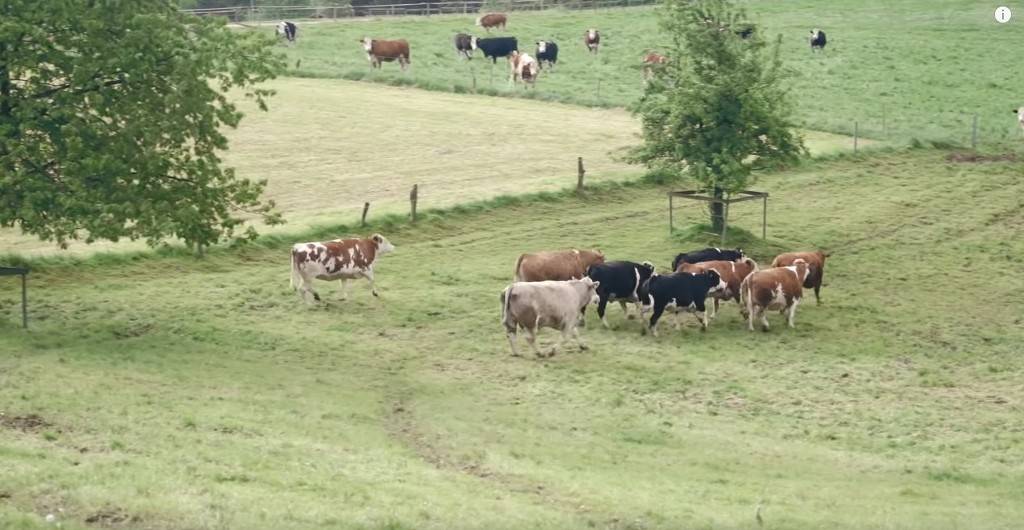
0, 0, 284, 250
630, 0, 805, 232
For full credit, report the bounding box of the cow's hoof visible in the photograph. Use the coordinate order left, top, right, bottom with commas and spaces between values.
372, 291, 380, 297
761, 326, 770, 332
626, 314, 636, 320
313, 293, 321, 302
579, 344, 589, 351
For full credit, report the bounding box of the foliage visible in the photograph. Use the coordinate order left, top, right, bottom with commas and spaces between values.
0, 0, 285, 249
629, 0, 804, 229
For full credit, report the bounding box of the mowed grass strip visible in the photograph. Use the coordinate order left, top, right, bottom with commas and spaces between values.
1, 148, 1022, 529
276, 0, 1023, 145
0, 78, 862, 256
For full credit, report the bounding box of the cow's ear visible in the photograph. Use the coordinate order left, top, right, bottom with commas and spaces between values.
372, 234, 382, 243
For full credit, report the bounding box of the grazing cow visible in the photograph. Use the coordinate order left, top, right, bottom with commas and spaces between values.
809, 29, 827, 51
535, 40, 558, 69
476, 13, 507, 32
735, 24, 755, 39
359, 37, 410, 70
1014, 107, 1024, 137
771, 250, 830, 304
473, 36, 518, 63
670, 247, 744, 272
678, 257, 759, 318
454, 32, 475, 59
640, 270, 727, 336
514, 248, 605, 282
586, 261, 656, 328
740, 259, 810, 331
642, 52, 668, 80
501, 278, 600, 357
276, 21, 297, 43
509, 51, 539, 87
584, 28, 600, 53
290, 234, 396, 304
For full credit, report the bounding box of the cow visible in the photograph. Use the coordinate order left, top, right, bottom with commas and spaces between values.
473, 36, 518, 64
454, 32, 475, 59
276, 21, 297, 43
514, 248, 605, 282
586, 261, 656, 329
639, 270, 727, 336
476, 13, 507, 32
809, 29, 827, 51
535, 40, 558, 69
290, 234, 396, 304
740, 259, 810, 331
359, 37, 410, 70
770, 250, 830, 304
509, 51, 538, 87
501, 278, 600, 357
584, 28, 600, 54
678, 257, 759, 318
1014, 107, 1024, 137
735, 24, 755, 39
670, 247, 744, 272
642, 52, 668, 80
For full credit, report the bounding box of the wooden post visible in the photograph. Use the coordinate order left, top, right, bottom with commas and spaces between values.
361, 202, 371, 226
576, 157, 585, 194
761, 195, 767, 240
971, 114, 979, 149
853, 121, 859, 153
668, 194, 674, 234
720, 198, 730, 245
409, 184, 418, 222
21, 272, 27, 329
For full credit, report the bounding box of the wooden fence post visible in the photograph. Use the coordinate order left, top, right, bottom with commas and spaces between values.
21, 272, 27, 329
853, 121, 859, 153
668, 194, 674, 234
410, 184, 419, 222
577, 157, 585, 194
361, 202, 371, 226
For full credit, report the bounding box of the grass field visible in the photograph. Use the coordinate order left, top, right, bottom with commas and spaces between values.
0, 78, 864, 256
276, 0, 1024, 145
2, 148, 1023, 529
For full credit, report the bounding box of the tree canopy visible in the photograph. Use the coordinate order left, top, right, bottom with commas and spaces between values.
631, 0, 805, 231
0, 0, 284, 249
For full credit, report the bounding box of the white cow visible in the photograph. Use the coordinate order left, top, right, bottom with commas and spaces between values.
500, 278, 600, 357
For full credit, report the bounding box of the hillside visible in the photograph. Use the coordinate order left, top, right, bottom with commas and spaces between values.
2, 148, 1022, 529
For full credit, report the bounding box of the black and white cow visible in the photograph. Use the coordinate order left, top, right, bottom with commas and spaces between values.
809, 29, 826, 51
639, 271, 727, 336
586, 261, 655, 328
535, 40, 558, 69
454, 33, 475, 59
472, 36, 518, 63
670, 247, 744, 271
276, 21, 297, 43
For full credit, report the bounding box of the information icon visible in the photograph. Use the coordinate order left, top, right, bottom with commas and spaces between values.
995, 6, 1011, 23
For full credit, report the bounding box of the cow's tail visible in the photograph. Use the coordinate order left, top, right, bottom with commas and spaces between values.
513, 254, 525, 282
501, 285, 514, 329
740, 275, 753, 316
289, 249, 301, 291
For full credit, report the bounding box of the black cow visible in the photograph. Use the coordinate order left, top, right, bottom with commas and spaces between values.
473, 36, 518, 63
276, 21, 297, 43
640, 271, 727, 336
535, 40, 558, 69
810, 29, 827, 51
735, 24, 755, 39
586, 261, 655, 328
670, 247, 744, 272
454, 33, 474, 59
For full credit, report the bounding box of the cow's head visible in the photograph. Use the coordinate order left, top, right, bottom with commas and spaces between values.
475, 16, 483, 26
470, 36, 479, 50
276, 21, 286, 37
737, 257, 760, 274
1015, 108, 1024, 121
587, 29, 597, 40
791, 258, 811, 283
371, 233, 395, 254
701, 270, 727, 294
573, 277, 601, 307
359, 37, 373, 52
536, 41, 547, 54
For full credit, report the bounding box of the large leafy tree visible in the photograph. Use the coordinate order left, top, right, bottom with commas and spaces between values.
0, 0, 283, 249
631, 0, 805, 232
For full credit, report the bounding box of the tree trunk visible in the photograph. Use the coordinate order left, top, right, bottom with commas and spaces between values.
710, 186, 725, 233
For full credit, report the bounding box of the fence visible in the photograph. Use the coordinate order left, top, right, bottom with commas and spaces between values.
181, 0, 656, 22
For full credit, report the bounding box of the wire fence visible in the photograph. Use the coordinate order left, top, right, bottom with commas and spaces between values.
181, 0, 657, 22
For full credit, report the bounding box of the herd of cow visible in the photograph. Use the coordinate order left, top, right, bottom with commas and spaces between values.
289, 234, 830, 359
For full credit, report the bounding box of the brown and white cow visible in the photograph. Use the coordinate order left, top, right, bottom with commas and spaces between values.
513, 248, 605, 282
476, 13, 507, 32
290, 234, 395, 303
501, 278, 600, 357
359, 37, 410, 70
678, 257, 759, 318
508, 50, 538, 88
642, 52, 668, 80
771, 250, 830, 304
739, 259, 810, 331
584, 28, 600, 53
1014, 107, 1024, 137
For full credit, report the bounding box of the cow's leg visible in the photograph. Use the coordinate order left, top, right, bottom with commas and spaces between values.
760, 308, 771, 332
524, 327, 543, 358
645, 302, 666, 337
506, 325, 520, 357
787, 299, 800, 328
709, 297, 720, 319
747, 305, 756, 331
619, 300, 635, 320
694, 302, 709, 331
339, 279, 349, 301
360, 269, 379, 297
597, 296, 610, 329
571, 325, 588, 351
